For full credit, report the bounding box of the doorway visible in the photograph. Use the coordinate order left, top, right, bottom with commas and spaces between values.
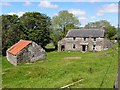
82, 45, 87, 51
61, 45, 65, 51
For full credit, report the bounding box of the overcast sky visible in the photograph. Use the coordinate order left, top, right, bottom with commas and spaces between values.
1, 1, 118, 27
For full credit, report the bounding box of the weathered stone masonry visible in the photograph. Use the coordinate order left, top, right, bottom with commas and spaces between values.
58, 29, 112, 52
6, 40, 46, 65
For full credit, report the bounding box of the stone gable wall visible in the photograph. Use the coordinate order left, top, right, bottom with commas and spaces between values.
6, 52, 17, 65
17, 42, 46, 64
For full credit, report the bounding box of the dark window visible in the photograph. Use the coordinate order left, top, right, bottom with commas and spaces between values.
32, 55, 34, 58
73, 37, 76, 40
93, 38, 96, 41
73, 44, 75, 49
84, 38, 86, 41
93, 45, 96, 50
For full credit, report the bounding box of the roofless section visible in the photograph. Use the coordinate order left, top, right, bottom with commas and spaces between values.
66, 29, 105, 38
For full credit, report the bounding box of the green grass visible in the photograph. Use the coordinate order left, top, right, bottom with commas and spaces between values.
2, 44, 118, 88
45, 43, 55, 49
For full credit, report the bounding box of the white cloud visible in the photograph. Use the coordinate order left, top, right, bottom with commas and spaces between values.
0, 2, 11, 6
97, 3, 118, 16
53, 13, 58, 16
23, 1, 32, 6
38, 1, 58, 9
68, 9, 86, 17
68, 9, 87, 22
52, 8, 87, 26
90, 16, 96, 19
78, 17, 87, 20
8, 12, 25, 17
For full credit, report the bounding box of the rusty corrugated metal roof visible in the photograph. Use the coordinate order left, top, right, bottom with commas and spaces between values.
8, 40, 32, 55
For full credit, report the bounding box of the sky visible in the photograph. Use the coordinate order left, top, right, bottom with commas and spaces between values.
0, 1, 118, 27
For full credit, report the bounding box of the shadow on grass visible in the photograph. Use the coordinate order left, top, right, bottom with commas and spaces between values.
45, 48, 57, 52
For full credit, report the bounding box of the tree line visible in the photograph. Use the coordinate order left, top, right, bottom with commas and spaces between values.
1, 11, 117, 56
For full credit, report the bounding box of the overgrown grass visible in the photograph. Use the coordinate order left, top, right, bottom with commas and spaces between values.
2, 44, 118, 88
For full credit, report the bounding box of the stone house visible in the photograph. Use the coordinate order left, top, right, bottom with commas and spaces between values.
58, 29, 112, 52
6, 40, 46, 65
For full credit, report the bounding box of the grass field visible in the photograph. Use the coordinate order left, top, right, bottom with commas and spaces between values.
2, 44, 118, 88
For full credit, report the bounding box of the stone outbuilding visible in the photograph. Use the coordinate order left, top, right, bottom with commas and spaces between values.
6, 40, 46, 65
58, 29, 113, 52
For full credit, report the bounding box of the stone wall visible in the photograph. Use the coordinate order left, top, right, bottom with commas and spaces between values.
103, 39, 113, 50
6, 52, 17, 65
17, 42, 46, 64
7, 42, 46, 65
17, 46, 30, 63
27, 42, 46, 62
58, 37, 104, 52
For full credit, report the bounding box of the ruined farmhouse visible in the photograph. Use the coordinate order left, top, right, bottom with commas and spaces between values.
58, 29, 113, 52
6, 40, 46, 65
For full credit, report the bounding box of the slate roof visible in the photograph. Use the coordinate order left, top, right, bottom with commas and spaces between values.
66, 29, 104, 38
8, 40, 32, 55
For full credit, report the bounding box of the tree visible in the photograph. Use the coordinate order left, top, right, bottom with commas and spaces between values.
1, 12, 52, 56
2, 15, 20, 55
20, 12, 51, 48
84, 20, 111, 29
104, 26, 117, 40
51, 10, 80, 49
52, 10, 80, 36
50, 28, 63, 49
84, 20, 117, 39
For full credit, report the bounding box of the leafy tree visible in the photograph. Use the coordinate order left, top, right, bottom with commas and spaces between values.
84, 20, 117, 39
0, 16, 2, 56
2, 15, 20, 55
50, 28, 63, 49
1, 12, 51, 56
20, 12, 51, 48
52, 10, 80, 36
84, 20, 111, 29
51, 10, 80, 49
104, 26, 117, 40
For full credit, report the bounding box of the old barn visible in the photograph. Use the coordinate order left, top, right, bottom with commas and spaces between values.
6, 40, 46, 65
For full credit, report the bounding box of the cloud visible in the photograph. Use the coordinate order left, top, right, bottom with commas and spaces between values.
52, 8, 87, 26
97, 3, 118, 16
53, 13, 58, 16
68, 9, 87, 22
0, 2, 11, 6
38, 1, 58, 9
8, 12, 25, 17
78, 17, 87, 20
23, 1, 32, 6
90, 16, 96, 19
68, 9, 86, 17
